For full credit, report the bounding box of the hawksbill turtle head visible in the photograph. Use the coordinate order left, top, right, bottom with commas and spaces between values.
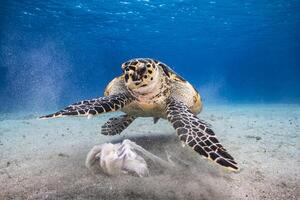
121, 58, 159, 91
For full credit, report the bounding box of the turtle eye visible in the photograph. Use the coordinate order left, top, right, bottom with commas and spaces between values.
122, 67, 129, 72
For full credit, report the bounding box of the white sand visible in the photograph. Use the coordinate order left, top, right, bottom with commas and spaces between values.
0, 105, 299, 200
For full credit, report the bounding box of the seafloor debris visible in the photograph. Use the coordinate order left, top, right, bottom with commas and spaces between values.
58, 153, 70, 158
245, 135, 262, 141
85, 139, 174, 177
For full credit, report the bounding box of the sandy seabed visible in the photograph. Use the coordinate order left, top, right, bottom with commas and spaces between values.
0, 104, 299, 200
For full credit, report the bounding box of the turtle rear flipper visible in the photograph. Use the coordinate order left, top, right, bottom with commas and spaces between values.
40, 93, 133, 119
101, 114, 136, 136
165, 97, 238, 171
153, 117, 160, 124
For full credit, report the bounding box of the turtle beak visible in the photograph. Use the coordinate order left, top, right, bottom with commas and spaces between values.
132, 66, 146, 82
132, 73, 139, 82
137, 66, 147, 76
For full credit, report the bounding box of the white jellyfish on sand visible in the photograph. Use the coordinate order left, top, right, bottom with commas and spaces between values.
86, 139, 174, 177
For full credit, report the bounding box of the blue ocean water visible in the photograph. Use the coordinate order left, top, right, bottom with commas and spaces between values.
0, 0, 299, 112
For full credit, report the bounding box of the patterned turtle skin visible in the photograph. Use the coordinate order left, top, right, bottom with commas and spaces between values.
40, 58, 238, 171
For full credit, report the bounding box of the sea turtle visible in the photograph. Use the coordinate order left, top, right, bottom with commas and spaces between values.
40, 58, 238, 171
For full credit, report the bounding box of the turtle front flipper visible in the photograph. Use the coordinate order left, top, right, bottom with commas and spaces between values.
165, 97, 238, 171
101, 114, 136, 136
40, 93, 133, 119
